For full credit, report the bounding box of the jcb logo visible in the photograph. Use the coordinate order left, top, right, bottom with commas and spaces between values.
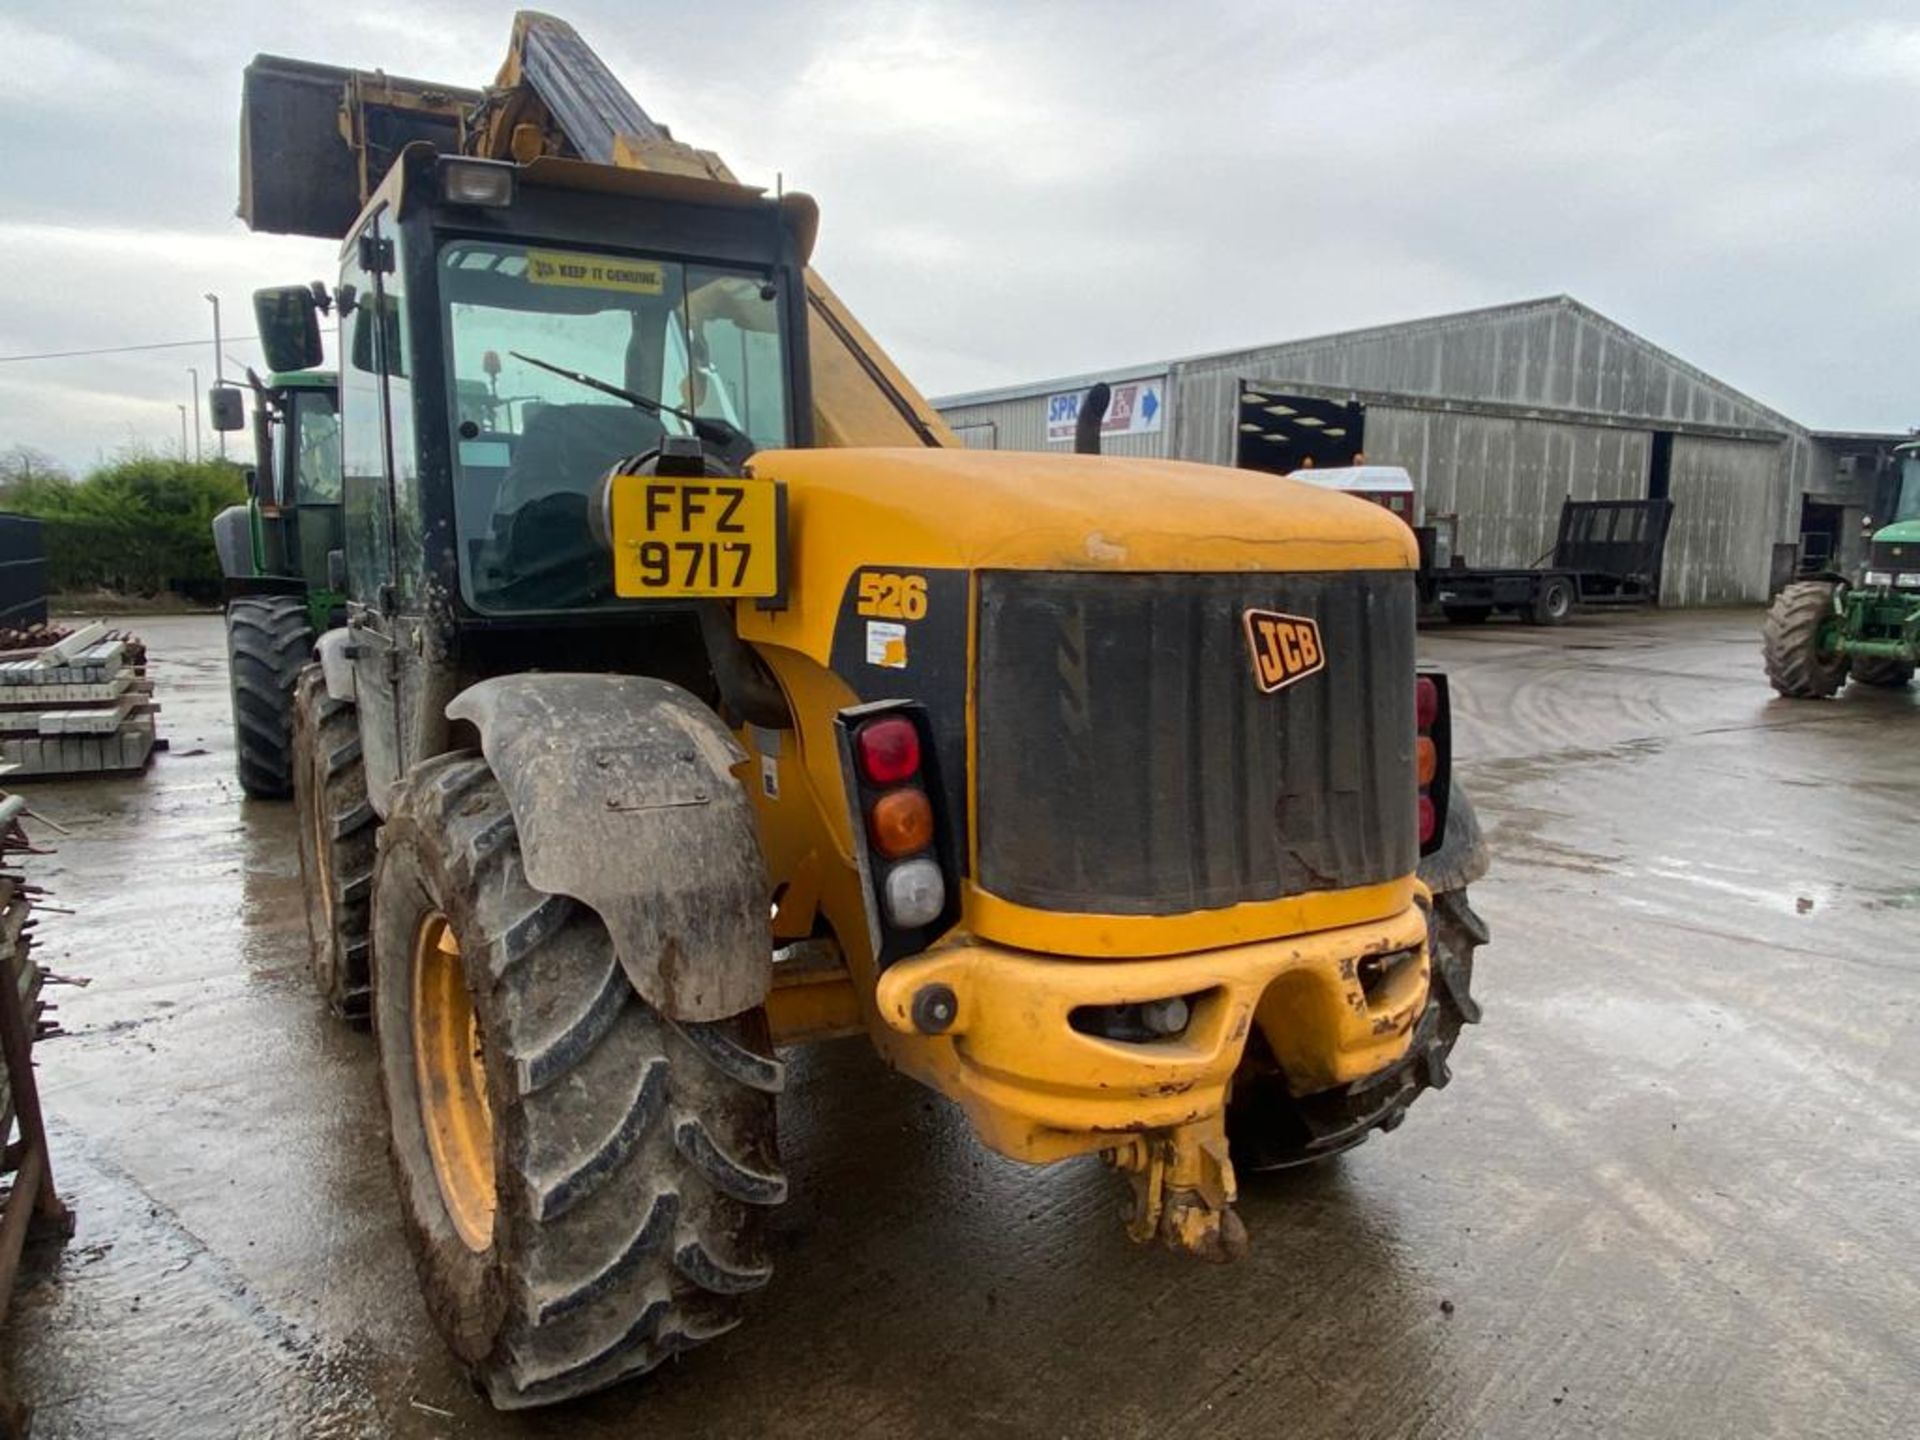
1243, 609, 1326, 694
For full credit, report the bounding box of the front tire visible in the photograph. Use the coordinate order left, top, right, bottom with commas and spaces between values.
1763, 580, 1848, 698
226, 595, 312, 798
373, 753, 786, 1409
1226, 888, 1485, 1173
1850, 654, 1915, 688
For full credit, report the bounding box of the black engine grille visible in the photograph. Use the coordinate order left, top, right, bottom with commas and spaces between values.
1869, 538, 1917, 574
976, 571, 1417, 916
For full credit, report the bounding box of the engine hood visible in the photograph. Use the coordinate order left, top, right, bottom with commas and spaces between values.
738, 446, 1420, 663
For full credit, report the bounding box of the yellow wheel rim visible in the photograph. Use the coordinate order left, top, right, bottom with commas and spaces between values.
412, 912, 496, 1252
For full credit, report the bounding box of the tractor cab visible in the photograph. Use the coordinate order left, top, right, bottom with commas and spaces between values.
1861, 441, 1920, 591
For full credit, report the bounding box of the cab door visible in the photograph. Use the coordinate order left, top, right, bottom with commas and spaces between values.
337, 210, 405, 814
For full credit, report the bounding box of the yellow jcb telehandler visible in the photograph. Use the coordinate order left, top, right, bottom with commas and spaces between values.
239, 13, 1490, 1408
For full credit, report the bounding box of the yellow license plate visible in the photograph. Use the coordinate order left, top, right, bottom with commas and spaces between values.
609, 474, 781, 599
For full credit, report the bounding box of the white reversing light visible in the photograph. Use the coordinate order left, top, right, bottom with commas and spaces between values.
884, 859, 945, 929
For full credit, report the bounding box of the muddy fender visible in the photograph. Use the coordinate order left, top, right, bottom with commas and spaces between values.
1416, 781, 1490, 896
445, 674, 769, 1021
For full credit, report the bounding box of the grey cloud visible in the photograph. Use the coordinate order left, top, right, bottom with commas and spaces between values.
2, 0, 1914, 467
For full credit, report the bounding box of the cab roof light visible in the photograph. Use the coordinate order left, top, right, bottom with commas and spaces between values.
441, 159, 515, 209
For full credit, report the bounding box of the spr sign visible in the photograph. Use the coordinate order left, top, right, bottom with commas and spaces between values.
1046, 377, 1167, 445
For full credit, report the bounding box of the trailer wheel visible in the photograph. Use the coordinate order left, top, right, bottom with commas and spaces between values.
1529, 576, 1575, 626
1850, 655, 1915, 688
1227, 888, 1485, 1173
226, 595, 312, 799
1762, 580, 1849, 699
1442, 604, 1491, 625
293, 665, 377, 1019
373, 752, 785, 1410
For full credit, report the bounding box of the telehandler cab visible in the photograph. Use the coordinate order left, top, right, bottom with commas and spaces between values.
241, 13, 1490, 1408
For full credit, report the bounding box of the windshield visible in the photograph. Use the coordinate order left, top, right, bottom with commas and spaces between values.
438, 239, 790, 612
289, 389, 340, 505
1897, 453, 1920, 524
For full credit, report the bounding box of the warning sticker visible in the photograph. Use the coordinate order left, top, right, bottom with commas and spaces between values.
525, 249, 665, 295
865, 620, 908, 669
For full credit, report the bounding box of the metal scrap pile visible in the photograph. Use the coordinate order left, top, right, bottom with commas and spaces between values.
0, 794, 72, 1436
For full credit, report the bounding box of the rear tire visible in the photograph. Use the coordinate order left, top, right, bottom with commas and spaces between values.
226, 595, 312, 799
1850, 655, 1915, 688
1762, 580, 1848, 698
293, 665, 377, 1020
1442, 605, 1491, 625
1227, 888, 1485, 1173
373, 753, 786, 1410
1529, 576, 1574, 626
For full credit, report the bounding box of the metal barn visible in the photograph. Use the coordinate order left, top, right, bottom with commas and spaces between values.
935, 296, 1876, 606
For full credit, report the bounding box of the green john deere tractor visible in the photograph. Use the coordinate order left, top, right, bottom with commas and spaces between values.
1764, 439, 1920, 698
210, 369, 345, 796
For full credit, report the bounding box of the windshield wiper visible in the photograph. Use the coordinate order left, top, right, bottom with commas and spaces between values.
508, 350, 752, 455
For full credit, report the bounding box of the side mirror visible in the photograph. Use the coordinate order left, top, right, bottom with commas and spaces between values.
208, 385, 246, 432
254, 285, 324, 373
327, 548, 347, 594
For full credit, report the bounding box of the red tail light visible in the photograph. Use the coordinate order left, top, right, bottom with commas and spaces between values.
855, 715, 921, 785
837, 703, 960, 965
1415, 672, 1450, 854
1415, 676, 1440, 730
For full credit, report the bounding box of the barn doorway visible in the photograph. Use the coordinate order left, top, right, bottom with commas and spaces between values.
1235, 386, 1366, 474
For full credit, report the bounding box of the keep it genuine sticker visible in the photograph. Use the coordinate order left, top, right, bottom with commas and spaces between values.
525, 249, 664, 295
1243, 608, 1325, 693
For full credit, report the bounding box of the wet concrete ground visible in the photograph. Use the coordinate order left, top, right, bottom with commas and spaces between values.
0, 608, 1915, 1437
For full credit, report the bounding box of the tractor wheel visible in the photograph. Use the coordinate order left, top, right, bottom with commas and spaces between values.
1850, 655, 1915, 689
226, 595, 313, 799
372, 753, 785, 1410
1529, 576, 1575, 627
1227, 888, 1486, 1173
293, 665, 377, 1020
1442, 605, 1492, 625
1762, 580, 1850, 699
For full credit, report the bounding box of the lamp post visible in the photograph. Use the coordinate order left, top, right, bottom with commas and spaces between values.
204, 292, 226, 458
187, 366, 203, 463
177, 404, 189, 462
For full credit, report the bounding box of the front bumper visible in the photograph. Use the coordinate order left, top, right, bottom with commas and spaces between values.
871, 895, 1434, 1165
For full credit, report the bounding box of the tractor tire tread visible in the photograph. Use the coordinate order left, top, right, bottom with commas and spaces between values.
1763, 580, 1848, 699
226, 595, 313, 799
293, 664, 377, 1019
374, 753, 783, 1411
1228, 887, 1485, 1174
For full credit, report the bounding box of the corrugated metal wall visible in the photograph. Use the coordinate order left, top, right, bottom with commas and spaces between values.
1361, 407, 1651, 573
1661, 438, 1791, 604
934, 298, 1813, 604
936, 375, 1172, 459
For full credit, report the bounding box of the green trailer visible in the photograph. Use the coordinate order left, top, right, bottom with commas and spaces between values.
1764, 439, 1920, 698
209, 369, 343, 797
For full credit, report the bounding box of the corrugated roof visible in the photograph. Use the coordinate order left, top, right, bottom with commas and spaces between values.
933, 294, 1800, 434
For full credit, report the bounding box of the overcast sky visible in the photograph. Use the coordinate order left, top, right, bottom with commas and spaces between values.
2, 0, 1915, 469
